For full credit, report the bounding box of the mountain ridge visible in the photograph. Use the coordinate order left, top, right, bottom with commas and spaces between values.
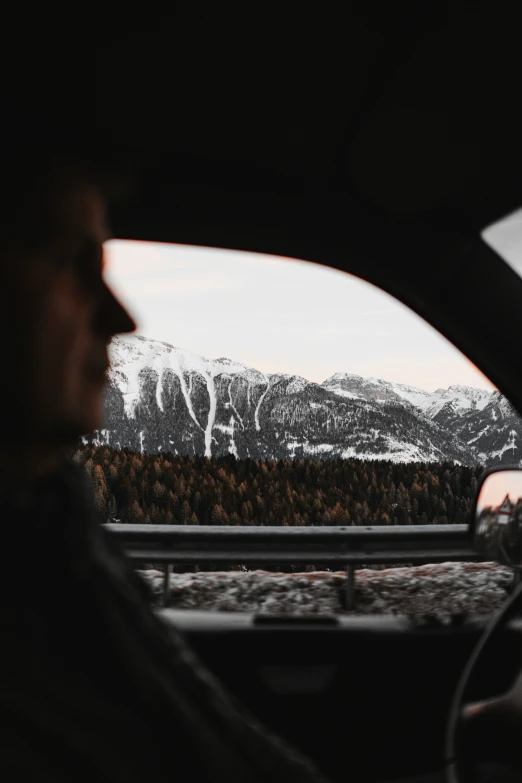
88, 334, 522, 466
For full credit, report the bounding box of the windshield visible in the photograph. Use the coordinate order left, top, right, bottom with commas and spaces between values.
81, 240, 517, 617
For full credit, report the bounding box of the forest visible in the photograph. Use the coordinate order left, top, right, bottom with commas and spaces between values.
75, 445, 484, 528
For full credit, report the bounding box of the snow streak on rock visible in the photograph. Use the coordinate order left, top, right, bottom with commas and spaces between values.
203, 371, 217, 458
254, 375, 270, 432
228, 381, 244, 430
177, 362, 204, 432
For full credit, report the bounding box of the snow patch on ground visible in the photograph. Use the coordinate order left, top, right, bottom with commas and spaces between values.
467, 426, 490, 445
325, 388, 362, 401
136, 561, 515, 616
340, 436, 441, 464
214, 417, 239, 456
304, 444, 334, 455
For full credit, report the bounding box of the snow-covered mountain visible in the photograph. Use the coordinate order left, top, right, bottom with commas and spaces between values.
322, 373, 522, 466
421, 385, 492, 419
429, 391, 522, 465
88, 335, 522, 466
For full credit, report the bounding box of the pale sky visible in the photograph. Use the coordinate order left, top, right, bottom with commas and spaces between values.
478, 471, 522, 510
104, 239, 496, 392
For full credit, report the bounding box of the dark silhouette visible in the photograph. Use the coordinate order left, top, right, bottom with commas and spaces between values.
0, 156, 328, 781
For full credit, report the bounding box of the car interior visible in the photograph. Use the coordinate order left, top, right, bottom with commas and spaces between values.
10, 4, 522, 782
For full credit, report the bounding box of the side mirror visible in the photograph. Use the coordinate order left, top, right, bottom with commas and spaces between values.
472, 468, 522, 567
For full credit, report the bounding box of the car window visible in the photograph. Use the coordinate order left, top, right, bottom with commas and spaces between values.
77, 240, 518, 616
482, 207, 522, 273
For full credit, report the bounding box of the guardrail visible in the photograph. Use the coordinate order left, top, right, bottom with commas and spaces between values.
104, 523, 495, 608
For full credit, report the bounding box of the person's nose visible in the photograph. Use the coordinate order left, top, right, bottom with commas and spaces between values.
96, 281, 137, 336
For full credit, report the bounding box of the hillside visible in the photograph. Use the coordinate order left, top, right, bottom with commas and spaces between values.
85, 335, 522, 466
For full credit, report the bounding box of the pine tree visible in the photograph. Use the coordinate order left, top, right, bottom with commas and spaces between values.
181, 500, 191, 524
130, 499, 144, 524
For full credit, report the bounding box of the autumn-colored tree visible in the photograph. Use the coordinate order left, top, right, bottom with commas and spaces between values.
181, 500, 191, 524
76, 444, 484, 530
129, 499, 144, 524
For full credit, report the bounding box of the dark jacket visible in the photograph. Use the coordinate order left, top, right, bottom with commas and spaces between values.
0, 459, 329, 782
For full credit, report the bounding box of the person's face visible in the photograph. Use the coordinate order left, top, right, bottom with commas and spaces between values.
5, 175, 136, 446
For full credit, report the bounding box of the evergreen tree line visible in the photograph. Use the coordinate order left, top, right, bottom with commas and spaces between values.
75, 445, 484, 528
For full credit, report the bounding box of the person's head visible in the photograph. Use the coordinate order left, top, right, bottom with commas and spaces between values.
0, 153, 136, 471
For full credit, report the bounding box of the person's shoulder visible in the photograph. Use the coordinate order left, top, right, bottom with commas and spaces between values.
59, 457, 157, 606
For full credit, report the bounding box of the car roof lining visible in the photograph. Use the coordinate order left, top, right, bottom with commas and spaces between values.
9, 3, 522, 415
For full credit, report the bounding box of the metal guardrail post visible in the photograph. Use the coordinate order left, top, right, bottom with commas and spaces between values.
162, 564, 172, 607
345, 564, 356, 610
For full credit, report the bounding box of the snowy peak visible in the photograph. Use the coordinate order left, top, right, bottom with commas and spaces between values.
323, 371, 494, 417
326, 372, 364, 383
269, 374, 314, 394
380, 381, 433, 409
109, 335, 256, 419
322, 373, 432, 409
213, 356, 250, 373
322, 374, 399, 403
110, 335, 248, 379
423, 385, 492, 419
